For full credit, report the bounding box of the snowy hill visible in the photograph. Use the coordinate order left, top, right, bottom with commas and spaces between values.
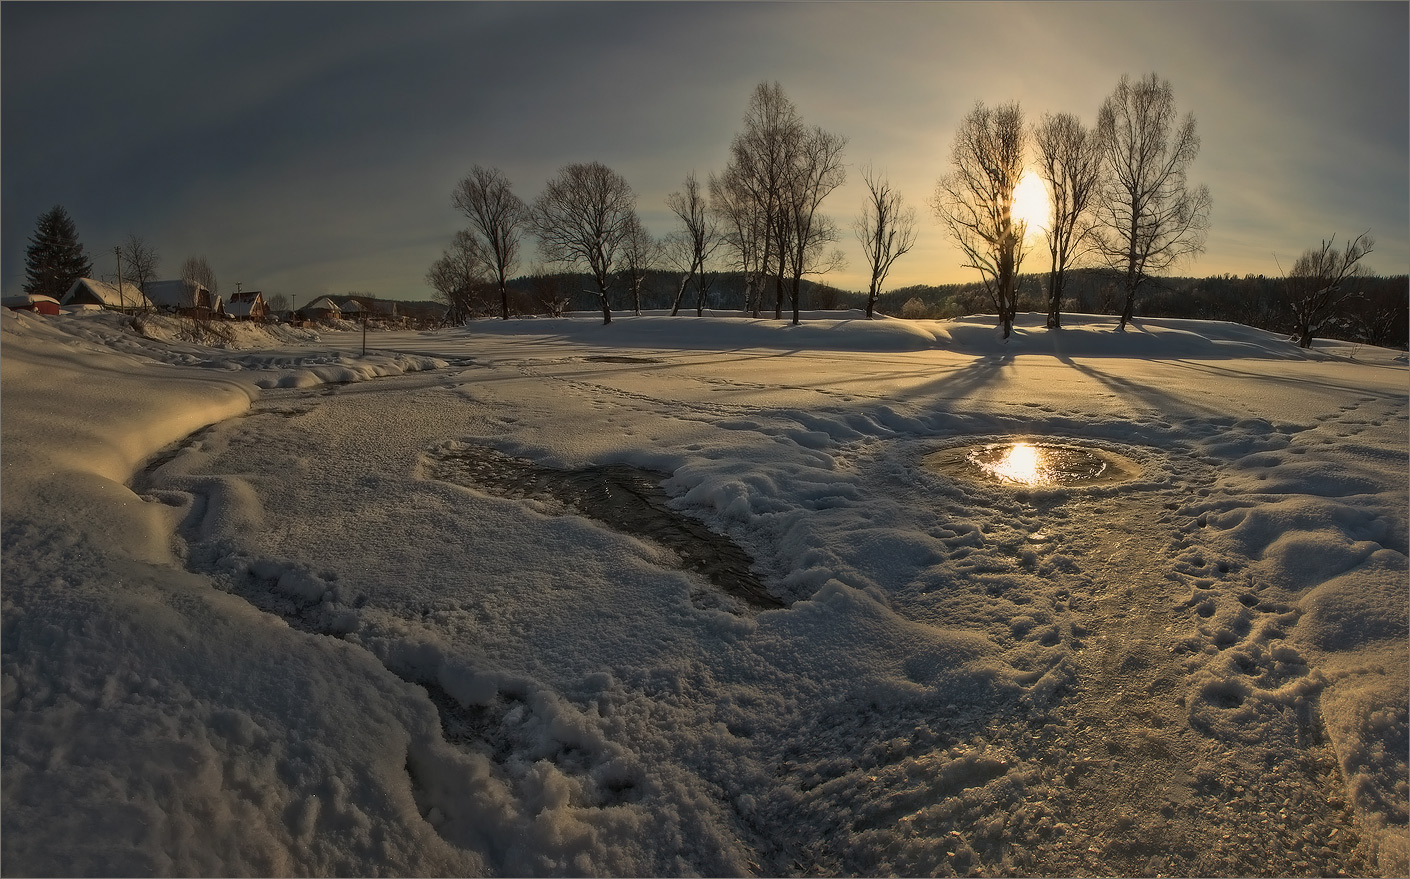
2, 308, 1406, 876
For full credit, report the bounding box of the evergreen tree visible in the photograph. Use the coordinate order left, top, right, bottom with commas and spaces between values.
24, 205, 93, 299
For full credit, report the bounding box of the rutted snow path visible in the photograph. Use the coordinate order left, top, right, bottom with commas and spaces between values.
5, 312, 1405, 876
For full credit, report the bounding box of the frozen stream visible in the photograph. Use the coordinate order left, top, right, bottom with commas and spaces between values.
4, 313, 1404, 877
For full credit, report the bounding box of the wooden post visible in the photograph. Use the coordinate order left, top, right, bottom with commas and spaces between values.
114, 247, 125, 313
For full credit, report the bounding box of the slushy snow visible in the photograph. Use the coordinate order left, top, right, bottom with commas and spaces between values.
2, 308, 1405, 876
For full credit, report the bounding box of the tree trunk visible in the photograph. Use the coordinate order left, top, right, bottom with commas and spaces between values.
670, 273, 691, 316
499, 282, 509, 321
1120, 287, 1136, 329
790, 272, 802, 325
592, 283, 612, 325
1047, 267, 1063, 329
866, 281, 879, 319
695, 273, 710, 316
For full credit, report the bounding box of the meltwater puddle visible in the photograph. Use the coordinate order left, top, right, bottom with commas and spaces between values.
924, 439, 1143, 488
425, 444, 784, 612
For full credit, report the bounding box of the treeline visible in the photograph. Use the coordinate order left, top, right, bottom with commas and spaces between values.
449, 267, 1407, 350
881, 268, 1409, 349
453, 270, 851, 319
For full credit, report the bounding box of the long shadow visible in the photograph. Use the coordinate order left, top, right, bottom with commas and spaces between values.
1051, 352, 1234, 421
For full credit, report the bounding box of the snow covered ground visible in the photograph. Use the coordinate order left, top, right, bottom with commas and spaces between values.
3, 308, 1405, 876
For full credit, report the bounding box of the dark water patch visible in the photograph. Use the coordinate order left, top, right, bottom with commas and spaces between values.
426, 444, 783, 612
583, 355, 664, 364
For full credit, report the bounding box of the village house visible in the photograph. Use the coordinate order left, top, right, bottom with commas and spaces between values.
60, 278, 154, 312
143, 279, 223, 318
299, 296, 343, 322
226, 289, 269, 321
2, 293, 62, 315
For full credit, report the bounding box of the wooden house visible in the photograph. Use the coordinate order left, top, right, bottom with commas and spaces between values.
60, 278, 153, 311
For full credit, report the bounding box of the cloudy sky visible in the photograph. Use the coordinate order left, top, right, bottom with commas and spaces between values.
3, 1, 1406, 303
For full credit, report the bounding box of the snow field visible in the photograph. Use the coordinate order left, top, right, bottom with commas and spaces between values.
2, 308, 1406, 876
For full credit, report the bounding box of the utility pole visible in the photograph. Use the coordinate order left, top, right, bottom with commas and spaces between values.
114, 246, 125, 312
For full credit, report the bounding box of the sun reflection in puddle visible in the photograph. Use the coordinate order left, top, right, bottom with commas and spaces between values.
925, 439, 1138, 488
985, 441, 1046, 484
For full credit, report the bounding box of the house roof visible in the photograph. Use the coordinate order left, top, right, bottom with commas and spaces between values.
144, 279, 210, 309
225, 299, 263, 318
303, 296, 341, 313
2, 294, 61, 308
340, 300, 364, 313
60, 278, 153, 309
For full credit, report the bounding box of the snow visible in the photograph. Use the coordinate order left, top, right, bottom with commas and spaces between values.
2, 307, 1405, 876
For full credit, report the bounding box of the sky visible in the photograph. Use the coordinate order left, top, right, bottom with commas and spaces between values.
3, 1, 1407, 303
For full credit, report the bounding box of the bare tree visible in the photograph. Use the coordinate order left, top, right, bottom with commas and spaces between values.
931, 101, 1029, 339
1095, 73, 1212, 329
452, 165, 529, 321
618, 215, 660, 316
666, 172, 723, 316
780, 125, 847, 324
266, 292, 290, 313
120, 234, 160, 292
425, 230, 488, 324
180, 255, 217, 295
1034, 112, 1105, 329
709, 165, 767, 315
721, 82, 806, 318
1280, 231, 1373, 348
854, 165, 918, 319
531, 162, 638, 325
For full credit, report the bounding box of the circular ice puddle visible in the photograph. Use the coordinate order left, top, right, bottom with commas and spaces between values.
923, 439, 1142, 488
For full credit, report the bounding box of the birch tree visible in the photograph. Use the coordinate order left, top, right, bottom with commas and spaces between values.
665, 172, 723, 316
709, 165, 767, 315
931, 101, 1028, 339
854, 165, 918, 319
780, 125, 847, 325
452, 165, 529, 321
1094, 73, 1212, 329
720, 82, 804, 318
618, 215, 660, 316
1034, 112, 1104, 329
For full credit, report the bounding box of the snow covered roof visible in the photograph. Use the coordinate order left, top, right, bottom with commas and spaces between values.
60, 278, 153, 310
144, 279, 210, 309
2, 293, 61, 308
302, 296, 341, 313
224, 299, 263, 318
340, 300, 364, 313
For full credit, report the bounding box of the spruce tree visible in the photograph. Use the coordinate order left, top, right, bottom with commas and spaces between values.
24, 205, 93, 300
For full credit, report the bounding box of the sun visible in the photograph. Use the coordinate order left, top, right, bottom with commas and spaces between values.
1011, 170, 1050, 240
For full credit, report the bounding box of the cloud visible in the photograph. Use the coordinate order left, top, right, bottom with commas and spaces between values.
3, 2, 1405, 300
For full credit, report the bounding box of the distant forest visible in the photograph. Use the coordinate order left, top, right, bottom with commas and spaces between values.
445, 268, 1408, 350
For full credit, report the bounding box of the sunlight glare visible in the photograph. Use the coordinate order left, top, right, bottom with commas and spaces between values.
1011, 170, 1050, 240
989, 441, 1045, 485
